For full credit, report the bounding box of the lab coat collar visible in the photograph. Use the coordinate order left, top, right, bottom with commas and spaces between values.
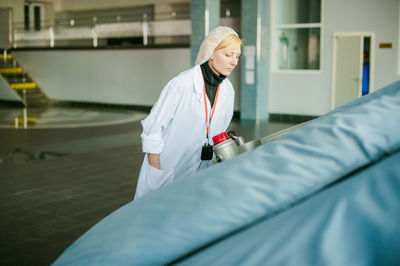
193, 65, 228, 105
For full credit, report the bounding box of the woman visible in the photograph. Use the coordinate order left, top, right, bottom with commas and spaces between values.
134, 26, 242, 199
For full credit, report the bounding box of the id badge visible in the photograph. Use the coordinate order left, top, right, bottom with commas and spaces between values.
201, 143, 214, 160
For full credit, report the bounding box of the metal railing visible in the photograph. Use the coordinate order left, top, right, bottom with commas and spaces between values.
11, 12, 193, 48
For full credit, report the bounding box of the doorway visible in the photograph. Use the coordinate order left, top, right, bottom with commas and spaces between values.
331, 32, 374, 109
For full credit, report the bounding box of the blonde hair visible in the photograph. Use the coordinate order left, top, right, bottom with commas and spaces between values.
215, 34, 243, 51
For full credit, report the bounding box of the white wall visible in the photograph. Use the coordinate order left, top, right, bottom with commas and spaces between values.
14, 49, 190, 105
0, 0, 24, 23
269, 0, 400, 116
326, 0, 399, 90
13, 49, 241, 110
0, 0, 54, 29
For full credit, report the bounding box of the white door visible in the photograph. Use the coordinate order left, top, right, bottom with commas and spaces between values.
332, 35, 363, 109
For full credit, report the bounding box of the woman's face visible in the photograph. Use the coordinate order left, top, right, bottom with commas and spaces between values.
210, 45, 241, 76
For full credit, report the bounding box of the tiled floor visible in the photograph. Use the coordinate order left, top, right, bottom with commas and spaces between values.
0, 105, 298, 265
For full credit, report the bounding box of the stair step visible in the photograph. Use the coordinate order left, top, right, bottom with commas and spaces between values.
15, 117, 37, 122
1, 73, 25, 78
16, 90, 42, 96
13, 117, 37, 126
6, 77, 34, 83
26, 101, 50, 107
26, 95, 48, 100
1, 56, 49, 108
0, 62, 17, 68
0, 67, 23, 74
0, 54, 13, 60
11, 82, 37, 89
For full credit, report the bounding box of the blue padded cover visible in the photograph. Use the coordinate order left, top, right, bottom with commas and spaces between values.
178, 150, 400, 265
53, 81, 400, 265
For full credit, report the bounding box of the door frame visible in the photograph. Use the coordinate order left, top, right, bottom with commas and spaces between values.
331, 32, 375, 110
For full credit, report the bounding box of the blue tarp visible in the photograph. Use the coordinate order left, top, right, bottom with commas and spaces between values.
178, 150, 400, 265
53, 81, 400, 265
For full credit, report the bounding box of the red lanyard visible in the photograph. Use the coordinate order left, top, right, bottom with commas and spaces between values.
203, 80, 220, 141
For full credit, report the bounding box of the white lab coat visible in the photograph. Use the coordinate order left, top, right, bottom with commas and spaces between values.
134, 65, 235, 199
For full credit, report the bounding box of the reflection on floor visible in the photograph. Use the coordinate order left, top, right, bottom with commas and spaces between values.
0, 104, 147, 129
0, 105, 298, 265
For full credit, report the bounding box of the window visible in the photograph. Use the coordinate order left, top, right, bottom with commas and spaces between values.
272, 0, 323, 71
24, 3, 44, 31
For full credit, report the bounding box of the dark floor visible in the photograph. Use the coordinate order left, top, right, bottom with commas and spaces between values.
0, 105, 297, 266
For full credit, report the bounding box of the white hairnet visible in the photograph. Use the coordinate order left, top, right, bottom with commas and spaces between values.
195, 26, 239, 65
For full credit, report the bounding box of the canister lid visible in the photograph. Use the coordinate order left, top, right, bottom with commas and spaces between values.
212, 132, 230, 145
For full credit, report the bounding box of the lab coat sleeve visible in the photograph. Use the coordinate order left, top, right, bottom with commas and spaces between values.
141, 79, 179, 154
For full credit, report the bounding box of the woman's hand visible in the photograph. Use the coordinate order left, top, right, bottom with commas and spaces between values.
147, 153, 160, 169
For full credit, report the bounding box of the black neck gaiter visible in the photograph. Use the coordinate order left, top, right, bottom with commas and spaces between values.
200, 61, 226, 107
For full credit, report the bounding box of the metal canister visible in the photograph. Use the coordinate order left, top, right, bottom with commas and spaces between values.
212, 132, 240, 162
